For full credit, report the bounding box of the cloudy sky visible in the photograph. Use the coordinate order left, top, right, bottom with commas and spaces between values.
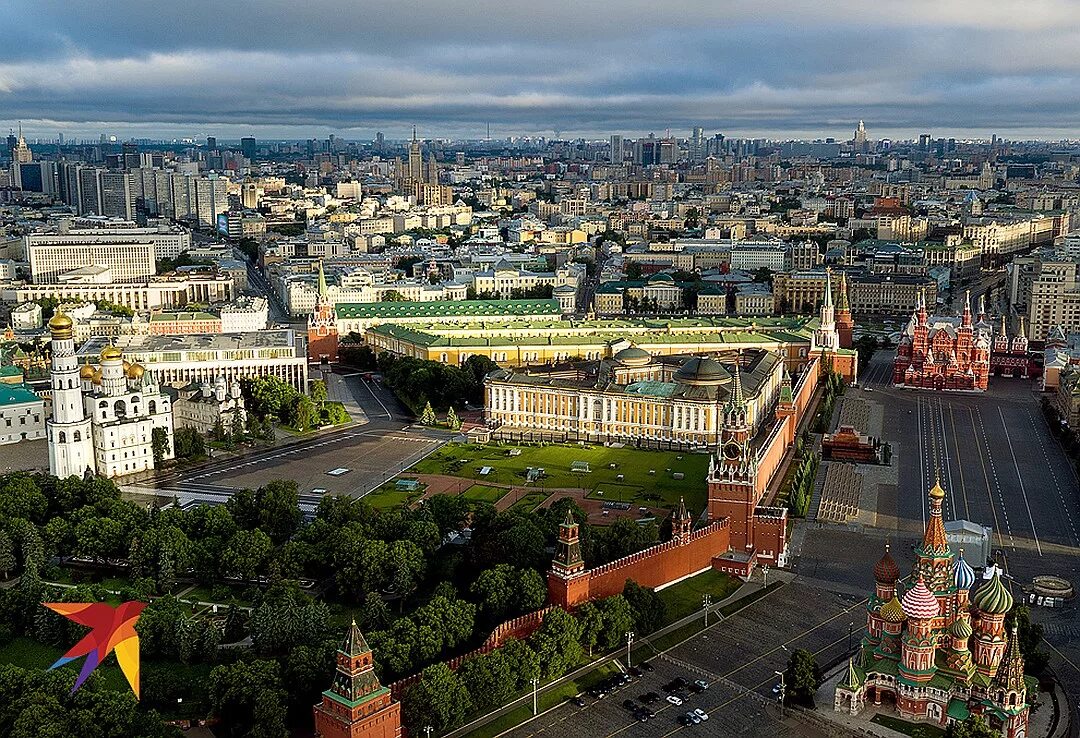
5, 0, 1080, 141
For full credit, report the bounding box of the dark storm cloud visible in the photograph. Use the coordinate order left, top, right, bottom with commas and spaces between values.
6, 0, 1080, 138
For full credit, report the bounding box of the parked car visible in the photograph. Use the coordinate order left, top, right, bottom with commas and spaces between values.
571, 696, 586, 707
629, 666, 643, 678
666, 695, 683, 706
686, 711, 702, 724
678, 714, 694, 726
693, 679, 709, 691
688, 682, 705, 694
633, 708, 649, 722
693, 709, 709, 721
622, 699, 637, 710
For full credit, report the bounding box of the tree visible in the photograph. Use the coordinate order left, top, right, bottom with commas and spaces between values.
223, 603, 246, 644
622, 580, 666, 634
445, 407, 461, 431
172, 426, 206, 460
230, 411, 246, 442
257, 480, 302, 544
576, 602, 604, 656
946, 716, 998, 738
0, 530, 15, 579
457, 648, 516, 712
221, 529, 273, 581
783, 649, 822, 707
402, 663, 472, 736
151, 427, 170, 466
207, 659, 288, 738
596, 595, 635, 651
1006, 605, 1049, 675
470, 564, 545, 624
529, 608, 583, 679
309, 380, 328, 406
420, 401, 437, 425
625, 261, 643, 279
292, 396, 318, 432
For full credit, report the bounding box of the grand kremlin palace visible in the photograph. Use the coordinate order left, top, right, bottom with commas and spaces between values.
363, 314, 827, 373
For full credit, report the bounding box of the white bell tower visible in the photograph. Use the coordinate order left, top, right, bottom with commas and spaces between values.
46, 312, 95, 478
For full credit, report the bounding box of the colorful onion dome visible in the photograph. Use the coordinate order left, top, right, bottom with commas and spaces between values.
901, 578, 940, 620
973, 571, 1013, 615
949, 616, 973, 640
874, 543, 901, 584
879, 595, 906, 623
953, 549, 975, 591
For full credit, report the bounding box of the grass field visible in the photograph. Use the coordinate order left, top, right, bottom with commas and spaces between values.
410, 443, 710, 510
361, 481, 426, 509
657, 569, 742, 623
509, 492, 548, 512
462, 484, 508, 504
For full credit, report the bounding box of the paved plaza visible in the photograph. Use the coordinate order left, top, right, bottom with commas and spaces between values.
503, 582, 864, 738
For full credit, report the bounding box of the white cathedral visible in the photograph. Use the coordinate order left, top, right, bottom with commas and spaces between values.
47, 312, 174, 479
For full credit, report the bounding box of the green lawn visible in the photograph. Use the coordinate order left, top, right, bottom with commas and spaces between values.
462, 484, 508, 504
411, 443, 710, 510
509, 492, 548, 512
657, 569, 742, 623
871, 714, 946, 738
361, 482, 426, 510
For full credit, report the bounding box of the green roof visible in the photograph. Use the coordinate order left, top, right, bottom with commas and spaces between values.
947, 698, 971, 721
0, 383, 41, 407
335, 298, 561, 320
322, 686, 389, 710
624, 381, 678, 398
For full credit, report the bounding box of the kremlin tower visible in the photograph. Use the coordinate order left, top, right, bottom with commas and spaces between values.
313, 621, 402, 738
836, 272, 854, 349
308, 261, 340, 364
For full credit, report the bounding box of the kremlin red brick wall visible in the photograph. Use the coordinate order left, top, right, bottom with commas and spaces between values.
565, 520, 731, 605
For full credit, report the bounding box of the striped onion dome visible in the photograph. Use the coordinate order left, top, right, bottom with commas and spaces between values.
949, 616, 973, 640
952, 550, 976, 591
901, 578, 940, 620
879, 595, 906, 623
973, 571, 1013, 615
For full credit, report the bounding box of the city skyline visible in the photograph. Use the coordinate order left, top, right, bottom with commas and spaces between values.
8, 0, 1080, 139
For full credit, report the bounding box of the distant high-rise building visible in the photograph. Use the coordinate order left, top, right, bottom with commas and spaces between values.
407, 126, 424, 181
6, 130, 17, 160
100, 171, 134, 219
918, 133, 932, 151
610, 134, 623, 165
12, 126, 32, 164
241, 137, 257, 160
375, 131, 385, 153
691, 127, 705, 160
206, 136, 217, 150
853, 120, 867, 153
77, 167, 102, 215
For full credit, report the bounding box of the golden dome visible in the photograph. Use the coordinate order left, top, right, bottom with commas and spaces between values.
126, 363, 145, 379
879, 595, 906, 623
79, 365, 96, 380
48, 312, 73, 334
123, 360, 131, 370
928, 481, 946, 500
91, 369, 103, 385
100, 345, 123, 361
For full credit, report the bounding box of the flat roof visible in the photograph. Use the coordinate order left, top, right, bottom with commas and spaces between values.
335, 298, 561, 320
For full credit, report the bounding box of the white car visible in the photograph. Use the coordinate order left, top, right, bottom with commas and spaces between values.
666, 695, 683, 706
693, 709, 709, 721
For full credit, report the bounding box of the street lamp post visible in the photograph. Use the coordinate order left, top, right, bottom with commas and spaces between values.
625, 631, 635, 669
531, 678, 539, 715
774, 670, 786, 718
762, 564, 769, 588
847, 621, 854, 653
702, 593, 712, 628
423, 727, 433, 738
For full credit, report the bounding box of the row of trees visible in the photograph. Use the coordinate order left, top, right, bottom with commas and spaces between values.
465, 285, 554, 301
377, 353, 497, 412
402, 581, 664, 735
785, 452, 820, 518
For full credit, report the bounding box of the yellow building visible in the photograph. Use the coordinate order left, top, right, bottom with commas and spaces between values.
364, 315, 824, 375
484, 347, 785, 448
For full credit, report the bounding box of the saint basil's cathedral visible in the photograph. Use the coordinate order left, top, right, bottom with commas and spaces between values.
835, 483, 1032, 737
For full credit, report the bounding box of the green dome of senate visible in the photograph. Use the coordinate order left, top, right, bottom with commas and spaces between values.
972, 571, 1013, 615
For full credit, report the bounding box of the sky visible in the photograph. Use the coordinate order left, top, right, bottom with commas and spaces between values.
5, 0, 1080, 142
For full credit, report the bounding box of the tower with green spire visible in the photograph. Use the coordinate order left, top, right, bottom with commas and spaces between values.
308, 260, 340, 364
313, 620, 402, 738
